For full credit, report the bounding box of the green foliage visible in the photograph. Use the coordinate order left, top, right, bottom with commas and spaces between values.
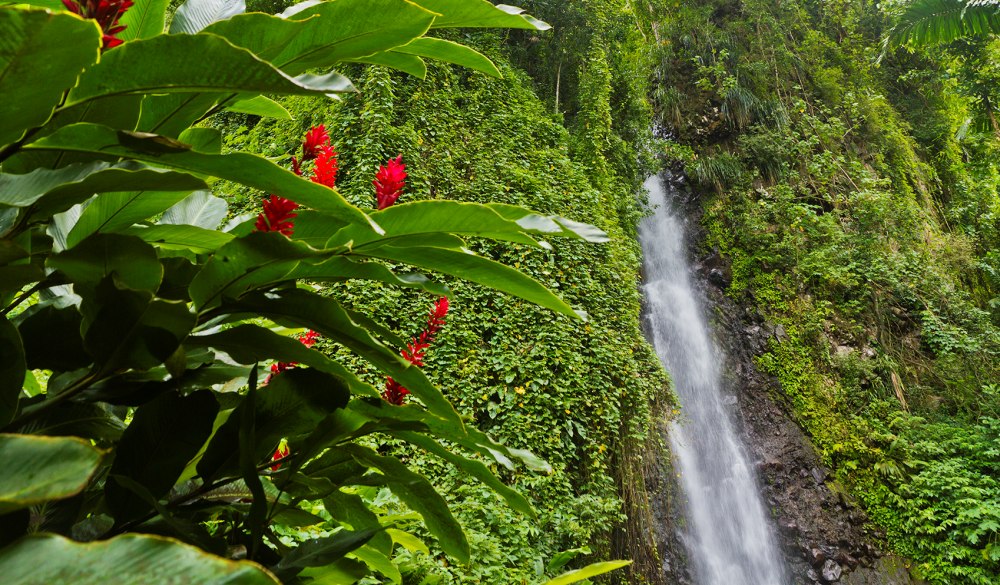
211, 40, 668, 579
653, 0, 1000, 582
0, 0, 642, 583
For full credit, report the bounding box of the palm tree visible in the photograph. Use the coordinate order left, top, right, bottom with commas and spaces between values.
885, 0, 1000, 49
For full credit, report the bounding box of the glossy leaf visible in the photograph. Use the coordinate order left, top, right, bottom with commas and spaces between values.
67, 191, 192, 248
542, 561, 633, 585
393, 430, 534, 517
347, 51, 428, 78
188, 232, 333, 311
0, 534, 280, 584
273, 528, 380, 573
0, 8, 101, 149
225, 96, 293, 120
197, 367, 350, 480
395, 37, 500, 77
65, 34, 355, 109
0, 434, 102, 514
159, 191, 228, 229
118, 0, 170, 40
412, 0, 550, 30
0, 162, 207, 223
170, 0, 245, 34
106, 390, 219, 521
360, 244, 581, 319
230, 289, 462, 425
0, 317, 25, 425
344, 444, 470, 563
188, 325, 377, 397
125, 224, 234, 253
24, 123, 378, 230
49, 233, 163, 292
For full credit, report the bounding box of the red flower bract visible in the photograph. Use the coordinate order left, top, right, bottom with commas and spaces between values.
382, 297, 449, 405
311, 145, 339, 188
270, 443, 290, 471
62, 0, 134, 49
373, 155, 407, 210
255, 195, 299, 236
302, 125, 330, 161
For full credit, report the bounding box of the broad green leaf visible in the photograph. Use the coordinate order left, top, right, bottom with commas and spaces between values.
14, 302, 91, 372
344, 444, 469, 563
276, 253, 450, 297
226, 96, 293, 120
67, 191, 192, 247
393, 431, 534, 517
0, 434, 102, 514
78, 278, 196, 373
251, 0, 435, 73
487, 202, 610, 242
297, 558, 368, 584
395, 37, 500, 77
24, 123, 379, 230
323, 489, 393, 554
0, 162, 207, 223
385, 528, 428, 554
159, 191, 228, 229
188, 325, 377, 397
138, 93, 222, 137
197, 367, 350, 480
360, 244, 582, 319
542, 561, 632, 585
125, 224, 234, 253
170, 0, 245, 34
349, 545, 401, 583
118, 0, 170, 40
230, 289, 462, 426
331, 200, 558, 250
12, 402, 125, 442
106, 390, 218, 522
0, 8, 101, 148
547, 547, 591, 573
0, 533, 279, 584
347, 52, 428, 78
178, 127, 223, 154
188, 232, 333, 311
0, 317, 25, 425
274, 528, 379, 573
65, 34, 355, 109
49, 233, 163, 292
411, 0, 550, 30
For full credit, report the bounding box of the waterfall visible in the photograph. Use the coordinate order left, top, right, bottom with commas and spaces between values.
639, 174, 787, 585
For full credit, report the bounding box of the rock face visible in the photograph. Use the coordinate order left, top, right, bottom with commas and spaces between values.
640, 173, 920, 585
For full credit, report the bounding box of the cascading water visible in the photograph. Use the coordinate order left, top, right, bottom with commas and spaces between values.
640, 174, 787, 585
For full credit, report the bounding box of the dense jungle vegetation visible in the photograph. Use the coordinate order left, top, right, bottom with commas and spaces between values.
1, 0, 998, 584
650, 1, 999, 583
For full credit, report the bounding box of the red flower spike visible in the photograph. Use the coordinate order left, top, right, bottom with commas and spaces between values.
63, 0, 134, 49
311, 145, 338, 188
291, 156, 303, 177
270, 443, 290, 471
382, 377, 411, 406
373, 155, 407, 210
255, 195, 299, 236
299, 330, 320, 348
302, 125, 330, 161
381, 297, 449, 405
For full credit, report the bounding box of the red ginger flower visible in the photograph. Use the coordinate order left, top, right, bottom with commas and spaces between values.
62, 0, 134, 49
255, 195, 299, 236
382, 297, 449, 405
374, 155, 407, 210
302, 125, 330, 161
270, 442, 290, 471
311, 145, 338, 188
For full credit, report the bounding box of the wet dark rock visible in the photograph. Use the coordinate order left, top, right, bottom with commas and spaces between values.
807, 568, 820, 583
822, 559, 843, 582
708, 267, 729, 288
809, 547, 827, 567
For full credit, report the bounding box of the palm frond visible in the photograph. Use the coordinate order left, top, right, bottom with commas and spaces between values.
885, 0, 1000, 51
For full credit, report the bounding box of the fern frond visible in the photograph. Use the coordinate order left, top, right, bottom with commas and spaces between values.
885, 0, 1000, 51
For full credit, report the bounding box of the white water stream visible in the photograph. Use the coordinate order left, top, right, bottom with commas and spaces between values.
639, 174, 787, 585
